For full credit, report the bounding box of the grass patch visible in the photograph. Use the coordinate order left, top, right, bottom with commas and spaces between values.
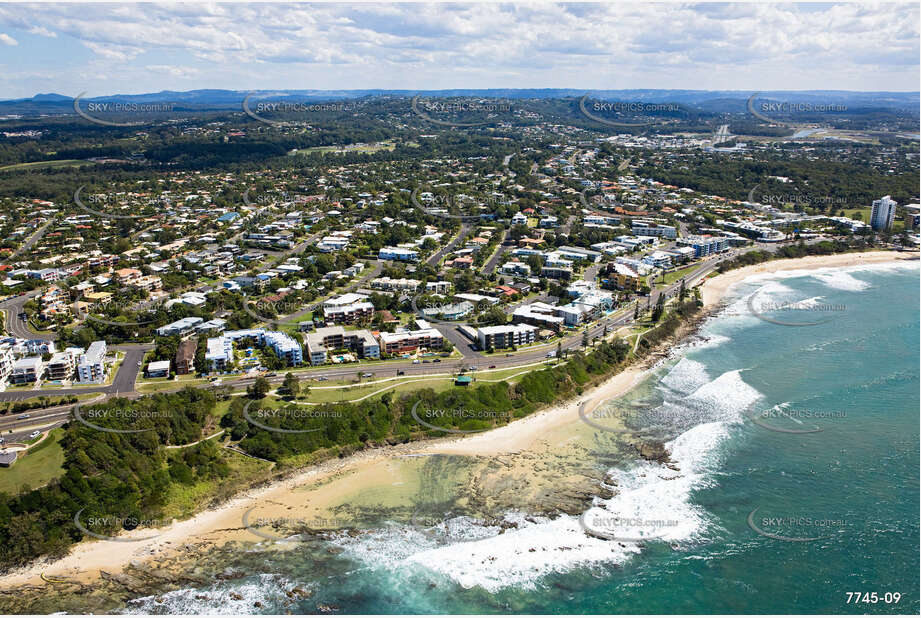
0, 159, 94, 172
160, 448, 272, 520
659, 263, 702, 285
0, 428, 65, 495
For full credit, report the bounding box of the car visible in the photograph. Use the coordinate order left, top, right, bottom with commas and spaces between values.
546, 351, 557, 358
505, 353, 512, 357
432, 359, 441, 363
17, 414, 29, 420
29, 431, 40, 439
265, 372, 277, 377
397, 370, 405, 376
412, 359, 420, 364
489, 365, 496, 369
0, 437, 5, 444
137, 360, 142, 367
362, 372, 373, 378
422, 360, 430, 364
468, 366, 477, 371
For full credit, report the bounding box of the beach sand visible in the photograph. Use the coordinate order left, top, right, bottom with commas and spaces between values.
2, 249, 914, 590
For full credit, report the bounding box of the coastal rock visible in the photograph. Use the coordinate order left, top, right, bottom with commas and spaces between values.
634, 441, 672, 464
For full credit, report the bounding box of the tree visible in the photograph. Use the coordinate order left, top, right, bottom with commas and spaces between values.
678, 278, 687, 300
581, 330, 589, 347
633, 301, 639, 320
556, 341, 562, 359
247, 377, 270, 399
651, 294, 666, 323
282, 372, 300, 398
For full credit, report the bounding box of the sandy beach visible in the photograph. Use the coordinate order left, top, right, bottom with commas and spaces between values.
1, 249, 914, 590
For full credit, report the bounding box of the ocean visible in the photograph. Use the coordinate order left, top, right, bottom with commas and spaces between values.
122, 261, 919, 615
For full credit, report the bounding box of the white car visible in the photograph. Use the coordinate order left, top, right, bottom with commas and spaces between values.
29, 431, 41, 439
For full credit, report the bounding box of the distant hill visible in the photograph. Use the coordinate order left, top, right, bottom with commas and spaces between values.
0, 88, 917, 119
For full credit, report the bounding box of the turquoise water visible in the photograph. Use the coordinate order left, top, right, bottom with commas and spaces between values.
124, 262, 919, 615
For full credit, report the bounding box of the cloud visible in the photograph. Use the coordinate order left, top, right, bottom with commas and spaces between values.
0, 2, 916, 94
0, 32, 17, 46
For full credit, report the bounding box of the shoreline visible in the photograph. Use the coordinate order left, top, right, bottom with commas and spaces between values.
1, 249, 914, 590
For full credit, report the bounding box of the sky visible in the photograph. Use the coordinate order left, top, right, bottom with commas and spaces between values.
0, 2, 918, 99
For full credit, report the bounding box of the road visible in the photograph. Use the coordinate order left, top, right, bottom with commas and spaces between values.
0, 291, 57, 341
0, 244, 796, 435
0, 344, 151, 403
426, 224, 471, 267
481, 231, 510, 275
0, 219, 54, 267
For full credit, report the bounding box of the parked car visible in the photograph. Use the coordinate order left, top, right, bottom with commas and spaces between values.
432, 359, 441, 363
489, 365, 496, 369
412, 359, 420, 364
397, 370, 405, 376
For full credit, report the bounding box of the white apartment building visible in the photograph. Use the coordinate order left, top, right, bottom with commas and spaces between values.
870, 195, 897, 231
477, 323, 537, 350
77, 341, 107, 384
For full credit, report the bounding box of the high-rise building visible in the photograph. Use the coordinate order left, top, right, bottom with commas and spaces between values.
870, 195, 897, 231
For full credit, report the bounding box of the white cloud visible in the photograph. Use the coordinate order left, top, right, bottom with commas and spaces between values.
0, 32, 18, 46
0, 2, 915, 94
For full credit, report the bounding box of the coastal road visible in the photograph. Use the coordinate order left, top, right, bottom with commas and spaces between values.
0, 248, 731, 417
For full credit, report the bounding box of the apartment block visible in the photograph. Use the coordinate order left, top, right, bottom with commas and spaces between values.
476, 324, 537, 350
77, 341, 107, 383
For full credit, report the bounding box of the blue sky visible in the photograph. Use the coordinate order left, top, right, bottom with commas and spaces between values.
0, 2, 918, 98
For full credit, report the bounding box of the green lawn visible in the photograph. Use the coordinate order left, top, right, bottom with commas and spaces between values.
0, 159, 94, 172
0, 428, 65, 495
659, 263, 702, 285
